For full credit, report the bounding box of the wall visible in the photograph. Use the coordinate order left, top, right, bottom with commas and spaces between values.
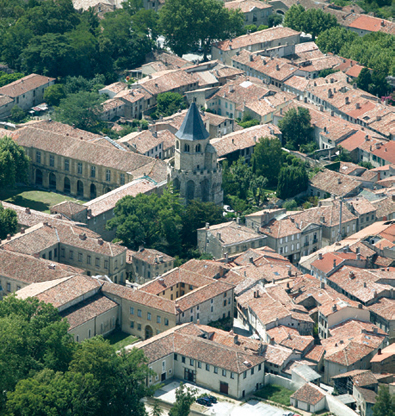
264, 373, 302, 390
326, 393, 359, 416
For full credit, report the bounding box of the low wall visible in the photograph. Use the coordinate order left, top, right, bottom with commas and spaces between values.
326, 394, 359, 416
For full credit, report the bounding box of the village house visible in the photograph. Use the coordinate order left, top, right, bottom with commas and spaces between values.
0, 74, 55, 119
231, 51, 298, 89
309, 169, 362, 198
224, 0, 273, 27
211, 27, 300, 65
368, 297, 395, 343
346, 14, 395, 36
370, 343, 395, 374
102, 270, 235, 339
197, 221, 267, 259
16, 274, 118, 342
0, 222, 127, 283
135, 323, 266, 398
130, 247, 175, 283
290, 383, 327, 414
0, 249, 83, 298
210, 123, 280, 163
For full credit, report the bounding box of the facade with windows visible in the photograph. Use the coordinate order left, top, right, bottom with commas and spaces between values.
12, 124, 156, 200
138, 323, 266, 399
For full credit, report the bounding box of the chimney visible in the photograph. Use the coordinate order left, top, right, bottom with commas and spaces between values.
152, 131, 157, 138
328, 88, 333, 98
358, 303, 362, 309
98, 238, 104, 245
20, 228, 25, 234
79, 233, 86, 240
205, 222, 210, 229
349, 271, 355, 279
217, 232, 221, 241
363, 282, 367, 287
225, 252, 229, 264
276, 64, 279, 71
345, 97, 350, 105
332, 304, 337, 312
280, 108, 283, 115
356, 103, 361, 109
249, 54, 253, 62
256, 290, 260, 298
357, 253, 361, 260
249, 256, 254, 263
330, 110, 334, 117
381, 20, 384, 26
25, 207, 31, 214
333, 259, 337, 268
6, 234, 11, 240
234, 334, 239, 344
378, 348, 382, 355
338, 178, 342, 184
236, 217, 240, 224
139, 245, 144, 252
319, 253, 323, 260
320, 281, 325, 289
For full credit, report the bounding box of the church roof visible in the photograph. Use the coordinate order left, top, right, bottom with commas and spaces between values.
175, 102, 210, 142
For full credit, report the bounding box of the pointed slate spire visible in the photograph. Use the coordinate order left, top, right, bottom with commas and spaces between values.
175, 102, 210, 141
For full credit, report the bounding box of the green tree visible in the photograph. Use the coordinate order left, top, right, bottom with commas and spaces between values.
44, 84, 66, 106
283, 4, 304, 32
244, 24, 258, 33
335, 146, 352, 162
301, 8, 338, 40
107, 189, 183, 255
222, 157, 253, 201
278, 107, 313, 150
318, 68, 339, 78
54, 91, 104, 132
373, 385, 395, 416
0, 71, 25, 88
159, 0, 244, 59
10, 105, 26, 123
359, 161, 374, 169
251, 137, 283, 186
250, 175, 268, 206
268, 14, 282, 27
156, 92, 186, 117
316, 26, 358, 55
0, 203, 18, 239
181, 199, 224, 248
0, 136, 30, 188
277, 164, 308, 199
169, 383, 197, 416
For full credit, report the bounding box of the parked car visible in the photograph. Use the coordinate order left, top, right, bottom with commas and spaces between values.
207, 395, 217, 404
196, 397, 212, 406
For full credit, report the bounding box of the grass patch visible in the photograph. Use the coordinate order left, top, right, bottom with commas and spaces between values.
105, 330, 139, 350
255, 384, 294, 406
0, 186, 84, 213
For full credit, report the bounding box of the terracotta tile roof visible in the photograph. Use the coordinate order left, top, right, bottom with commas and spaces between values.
137, 70, 198, 96
0, 250, 83, 285
310, 169, 362, 197
126, 158, 168, 184
11, 126, 154, 175
100, 82, 128, 95
61, 293, 118, 330
201, 221, 265, 246
119, 129, 172, 154
115, 88, 152, 104
245, 91, 296, 117
347, 196, 377, 216
291, 383, 325, 405
284, 75, 310, 91
133, 248, 174, 265
355, 386, 377, 404
180, 259, 230, 279
232, 51, 298, 82
1, 222, 125, 257
0, 74, 55, 98
305, 344, 325, 363
102, 282, 176, 314
85, 178, 156, 217
368, 297, 395, 321
214, 27, 300, 52
261, 344, 294, 366
312, 251, 361, 274
211, 124, 280, 157
137, 323, 265, 373
50, 201, 87, 218
348, 15, 395, 35
323, 340, 374, 366
147, 51, 189, 70
233, 246, 289, 266
327, 266, 394, 303
0, 94, 14, 106
340, 131, 381, 152
279, 333, 314, 353
318, 297, 362, 317
224, 0, 272, 12
370, 343, 395, 363
176, 281, 234, 312
17, 274, 102, 310
102, 98, 125, 112
1, 201, 86, 229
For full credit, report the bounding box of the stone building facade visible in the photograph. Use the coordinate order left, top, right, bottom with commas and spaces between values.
167, 102, 223, 205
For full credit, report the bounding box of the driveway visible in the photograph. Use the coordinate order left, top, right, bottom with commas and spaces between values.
153, 380, 286, 416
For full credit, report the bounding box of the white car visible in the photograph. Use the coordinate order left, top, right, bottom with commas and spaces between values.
223, 205, 234, 213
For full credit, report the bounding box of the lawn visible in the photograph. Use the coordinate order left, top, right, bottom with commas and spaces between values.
255, 384, 294, 406
0, 186, 84, 213
105, 330, 139, 350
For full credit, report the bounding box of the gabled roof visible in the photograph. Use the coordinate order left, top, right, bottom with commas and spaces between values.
175, 102, 210, 141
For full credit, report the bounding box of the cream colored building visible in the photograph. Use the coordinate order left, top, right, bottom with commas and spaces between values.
16, 274, 119, 342
0, 222, 127, 283
136, 323, 266, 398
131, 247, 175, 283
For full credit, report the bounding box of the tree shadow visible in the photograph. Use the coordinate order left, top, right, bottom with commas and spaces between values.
7, 195, 50, 212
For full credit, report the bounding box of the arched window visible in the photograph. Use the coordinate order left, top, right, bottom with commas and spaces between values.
195, 144, 201, 153
184, 144, 190, 152
176, 140, 179, 150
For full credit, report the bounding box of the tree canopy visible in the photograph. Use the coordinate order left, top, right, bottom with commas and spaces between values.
284, 5, 338, 40
276, 157, 309, 199
251, 137, 283, 186
159, 0, 244, 58
107, 189, 224, 258
0, 296, 154, 415
373, 385, 395, 416
54, 91, 105, 132
278, 107, 313, 150
0, 203, 18, 239
168, 383, 197, 416
155, 92, 186, 118
0, 136, 30, 189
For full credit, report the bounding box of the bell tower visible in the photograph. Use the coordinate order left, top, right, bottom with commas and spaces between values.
167, 103, 223, 205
